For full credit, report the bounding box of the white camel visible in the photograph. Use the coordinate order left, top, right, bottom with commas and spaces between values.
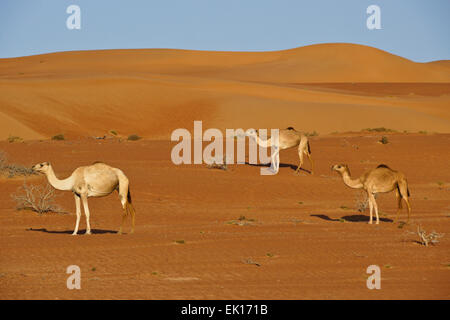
32, 161, 135, 235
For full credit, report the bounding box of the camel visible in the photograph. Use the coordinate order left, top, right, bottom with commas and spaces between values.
246, 127, 313, 174
332, 164, 411, 224
31, 161, 135, 235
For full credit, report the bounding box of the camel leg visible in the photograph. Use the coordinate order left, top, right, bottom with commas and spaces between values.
404, 198, 411, 223
295, 147, 304, 174
81, 195, 92, 235
72, 194, 81, 236
306, 151, 314, 175
368, 193, 374, 224
118, 206, 127, 235
372, 194, 380, 225
128, 202, 136, 234
394, 189, 402, 222
398, 181, 411, 223
271, 148, 280, 173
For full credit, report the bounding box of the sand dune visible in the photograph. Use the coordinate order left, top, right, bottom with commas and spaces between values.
0, 43, 449, 140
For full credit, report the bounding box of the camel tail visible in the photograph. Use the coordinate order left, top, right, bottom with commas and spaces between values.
125, 188, 136, 233
397, 179, 410, 199
127, 188, 132, 204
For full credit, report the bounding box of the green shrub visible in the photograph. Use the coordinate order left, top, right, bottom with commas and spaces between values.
379, 136, 389, 144
127, 134, 141, 141
52, 134, 65, 141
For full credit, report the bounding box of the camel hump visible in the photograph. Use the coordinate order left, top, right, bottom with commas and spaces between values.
286, 126, 295, 130
377, 164, 390, 169
92, 161, 105, 165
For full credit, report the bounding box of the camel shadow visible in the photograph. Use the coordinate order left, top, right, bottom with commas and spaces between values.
26, 228, 118, 234
311, 214, 393, 223
244, 161, 311, 174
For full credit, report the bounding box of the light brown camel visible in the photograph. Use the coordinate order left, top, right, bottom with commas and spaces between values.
332, 164, 411, 224
32, 162, 135, 235
246, 127, 313, 174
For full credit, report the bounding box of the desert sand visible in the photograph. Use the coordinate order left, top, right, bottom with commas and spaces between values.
0, 43, 449, 140
0, 43, 449, 300
0, 134, 449, 299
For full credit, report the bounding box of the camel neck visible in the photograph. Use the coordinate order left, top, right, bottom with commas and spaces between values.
253, 135, 272, 148
46, 166, 74, 191
342, 171, 363, 189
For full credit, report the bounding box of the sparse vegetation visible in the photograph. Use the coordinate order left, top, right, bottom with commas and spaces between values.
397, 221, 407, 229
242, 258, 260, 267
109, 130, 118, 136
127, 134, 141, 141
206, 156, 227, 171
379, 136, 389, 144
7, 135, 23, 143
175, 239, 185, 244
415, 225, 443, 247
363, 127, 394, 133
226, 215, 256, 226
0, 151, 35, 178
51, 134, 65, 141
304, 131, 319, 137
418, 130, 427, 134
355, 190, 369, 213
11, 182, 65, 214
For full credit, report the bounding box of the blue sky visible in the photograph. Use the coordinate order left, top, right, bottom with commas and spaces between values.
0, 0, 449, 62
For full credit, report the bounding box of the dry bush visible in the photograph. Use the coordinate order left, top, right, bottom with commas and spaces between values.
415, 225, 443, 247
51, 134, 65, 141
12, 182, 65, 214
0, 151, 7, 170
379, 136, 389, 144
354, 190, 373, 212
0, 151, 35, 178
127, 134, 141, 141
206, 156, 227, 171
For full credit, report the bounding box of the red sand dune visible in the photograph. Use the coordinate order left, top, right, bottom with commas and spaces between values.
0, 43, 449, 140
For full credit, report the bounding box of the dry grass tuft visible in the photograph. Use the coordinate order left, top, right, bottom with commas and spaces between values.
11, 182, 65, 214
415, 225, 444, 247
206, 156, 227, 171
0, 151, 35, 178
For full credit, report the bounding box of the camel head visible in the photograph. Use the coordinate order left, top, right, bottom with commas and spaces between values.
332, 164, 350, 176
32, 162, 51, 174
245, 128, 258, 138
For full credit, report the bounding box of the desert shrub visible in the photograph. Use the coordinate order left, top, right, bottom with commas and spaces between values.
379, 136, 389, 144
304, 131, 319, 137
364, 127, 394, 132
0, 151, 7, 170
206, 156, 227, 171
0, 151, 35, 178
11, 182, 65, 214
110, 130, 118, 136
127, 134, 141, 141
7, 135, 22, 143
52, 134, 65, 141
415, 225, 443, 247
